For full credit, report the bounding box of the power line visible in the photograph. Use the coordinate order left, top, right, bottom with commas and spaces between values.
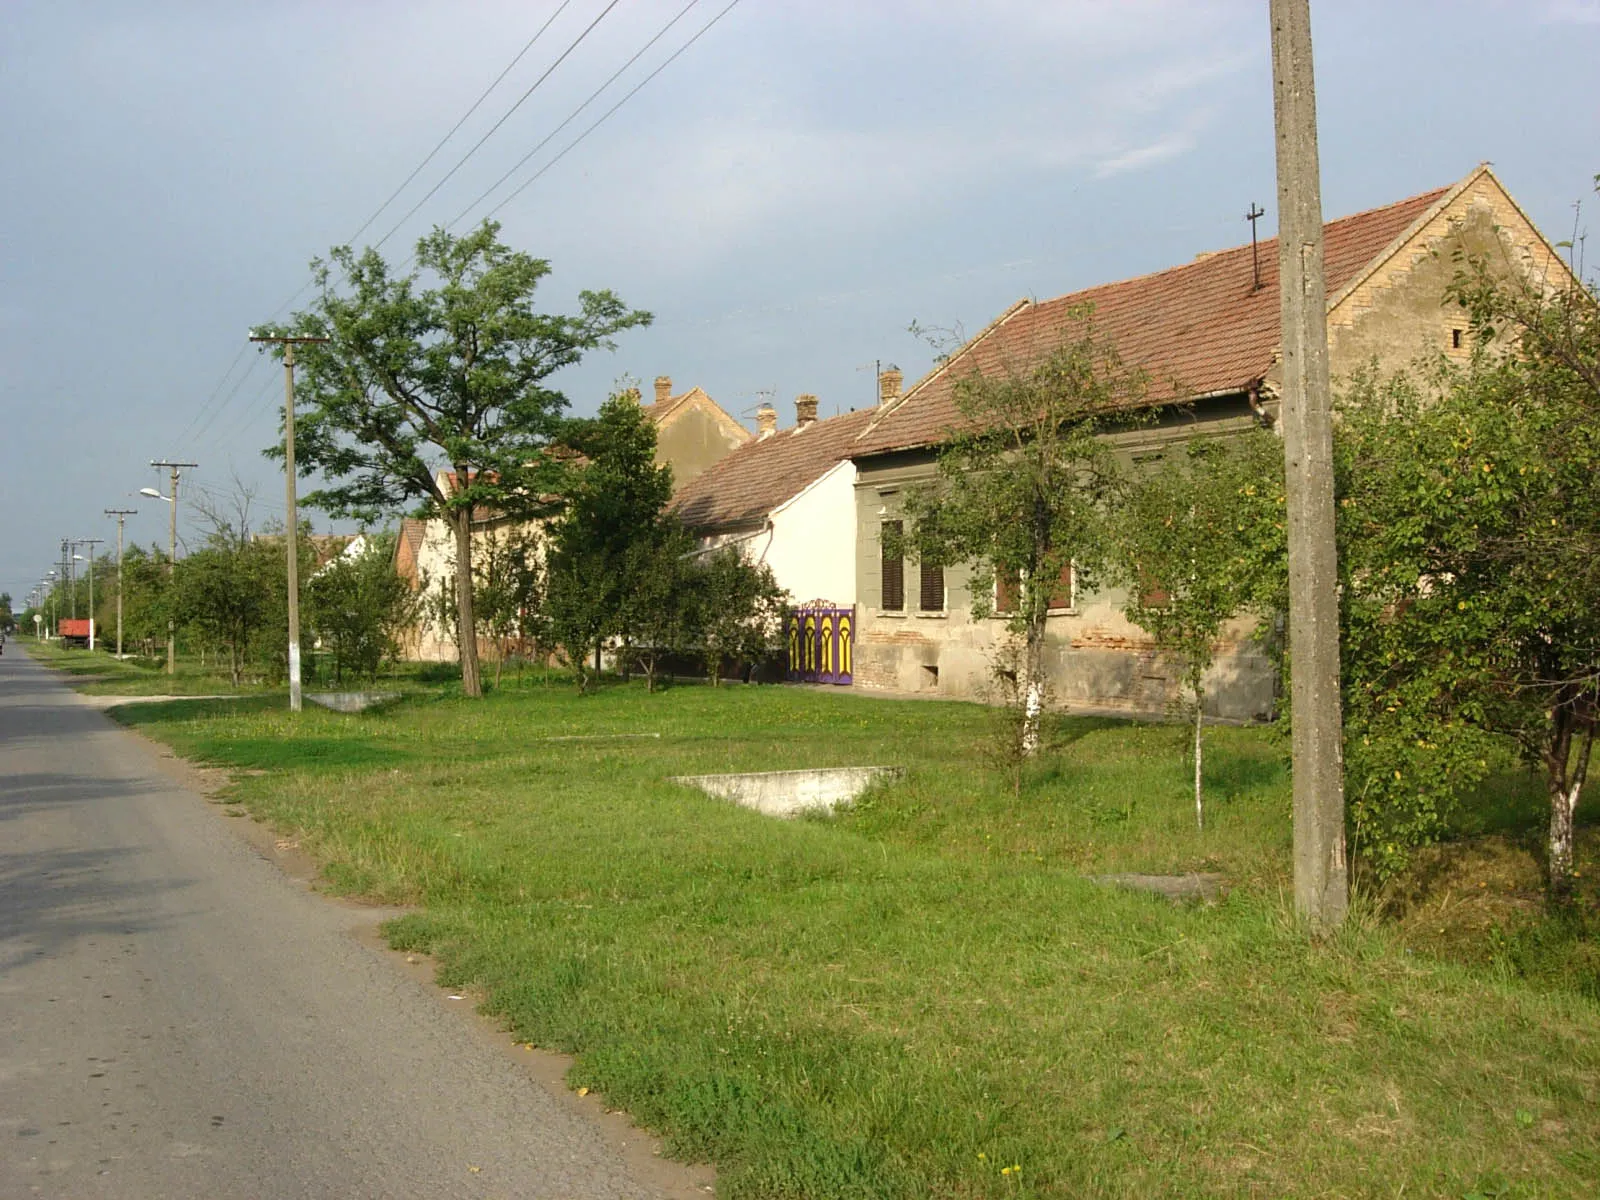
343, 0, 578, 247
373, 0, 623, 251
444, 0, 702, 231
483, 0, 745, 223
169, 2, 578, 451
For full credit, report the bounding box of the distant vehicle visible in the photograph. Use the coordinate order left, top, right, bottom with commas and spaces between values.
58, 618, 92, 647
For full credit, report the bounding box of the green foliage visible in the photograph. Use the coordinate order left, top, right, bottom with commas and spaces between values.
1336, 351, 1600, 887
622, 520, 700, 691
694, 547, 787, 685
307, 533, 416, 683
899, 305, 1145, 754
467, 524, 547, 686
176, 536, 281, 687
547, 392, 676, 689
260, 220, 650, 695
1112, 433, 1286, 828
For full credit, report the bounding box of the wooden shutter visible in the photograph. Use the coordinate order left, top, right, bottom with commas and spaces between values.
919, 561, 944, 612
1047, 561, 1075, 610
880, 521, 904, 611
995, 566, 1020, 613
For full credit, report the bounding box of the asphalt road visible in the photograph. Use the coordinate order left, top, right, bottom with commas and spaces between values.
0, 647, 703, 1199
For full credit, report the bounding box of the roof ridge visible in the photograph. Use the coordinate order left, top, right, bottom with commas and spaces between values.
1025, 179, 1456, 313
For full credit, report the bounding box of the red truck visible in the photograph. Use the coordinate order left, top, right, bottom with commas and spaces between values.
57, 618, 93, 647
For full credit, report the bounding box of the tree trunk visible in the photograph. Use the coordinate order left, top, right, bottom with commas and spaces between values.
451, 513, 483, 698
1546, 706, 1594, 904
1193, 689, 1205, 833
1020, 616, 1045, 756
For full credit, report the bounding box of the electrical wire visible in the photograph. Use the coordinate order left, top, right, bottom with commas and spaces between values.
372, 0, 623, 250
483, 0, 744, 222
343, 0, 577, 247
443, 0, 701, 231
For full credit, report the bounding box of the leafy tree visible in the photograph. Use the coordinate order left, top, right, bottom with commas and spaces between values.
546, 392, 675, 691
1113, 433, 1286, 829
307, 534, 416, 683
470, 524, 547, 687
258, 221, 650, 698
695, 547, 787, 685
898, 307, 1145, 754
1337, 353, 1600, 900
176, 536, 276, 686
623, 520, 700, 692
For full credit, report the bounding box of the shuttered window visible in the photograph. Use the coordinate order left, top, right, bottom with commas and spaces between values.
880, 520, 904, 611
1047, 561, 1075, 611
995, 566, 1020, 613
919, 561, 945, 612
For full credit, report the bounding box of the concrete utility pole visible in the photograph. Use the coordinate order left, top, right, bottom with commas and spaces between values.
105, 509, 136, 658
1270, 0, 1348, 930
78, 538, 103, 650
149, 461, 198, 676
249, 332, 329, 713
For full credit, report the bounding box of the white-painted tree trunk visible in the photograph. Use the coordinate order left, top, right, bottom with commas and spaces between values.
1193, 697, 1205, 833
1549, 778, 1580, 899
1022, 679, 1043, 757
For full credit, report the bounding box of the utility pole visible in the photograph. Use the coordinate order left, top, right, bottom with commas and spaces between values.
79, 538, 103, 650
150, 460, 198, 676
249, 331, 329, 713
105, 509, 136, 659
1270, 0, 1347, 930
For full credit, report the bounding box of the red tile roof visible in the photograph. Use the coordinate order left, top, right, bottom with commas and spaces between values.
850, 181, 1454, 457
672, 407, 877, 531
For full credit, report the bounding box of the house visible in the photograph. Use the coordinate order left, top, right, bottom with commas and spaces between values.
672, 393, 875, 608
644, 375, 752, 486
392, 379, 749, 661
844, 164, 1574, 719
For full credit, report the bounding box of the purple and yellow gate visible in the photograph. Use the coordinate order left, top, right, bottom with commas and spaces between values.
787, 604, 853, 685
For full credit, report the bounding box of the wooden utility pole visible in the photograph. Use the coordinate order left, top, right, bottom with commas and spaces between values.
105, 509, 136, 658
1270, 0, 1348, 929
250, 332, 329, 713
150, 460, 198, 675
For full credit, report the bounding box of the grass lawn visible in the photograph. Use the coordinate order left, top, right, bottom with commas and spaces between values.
64, 663, 1600, 1198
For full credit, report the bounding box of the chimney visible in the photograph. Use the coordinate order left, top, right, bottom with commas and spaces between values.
878, 365, 903, 408
756, 403, 778, 439
654, 375, 672, 405
794, 393, 819, 429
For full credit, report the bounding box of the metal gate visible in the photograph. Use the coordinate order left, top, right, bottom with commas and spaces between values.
786, 604, 853, 685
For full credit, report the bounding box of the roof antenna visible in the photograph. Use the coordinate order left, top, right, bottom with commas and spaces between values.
1245, 203, 1266, 291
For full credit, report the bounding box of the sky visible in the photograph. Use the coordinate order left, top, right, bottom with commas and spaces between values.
3, 0, 1598, 607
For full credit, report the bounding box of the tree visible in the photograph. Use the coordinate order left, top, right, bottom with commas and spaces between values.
546, 392, 675, 691
176, 536, 276, 687
1113, 433, 1287, 830
1337, 354, 1600, 902
307, 534, 417, 683
694, 547, 787, 685
470, 524, 546, 687
258, 221, 651, 698
622, 520, 699, 693
898, 307, 1145, 755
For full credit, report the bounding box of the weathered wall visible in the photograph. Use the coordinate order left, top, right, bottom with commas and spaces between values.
852, 403, 1279, 720
657, 403, 750, 487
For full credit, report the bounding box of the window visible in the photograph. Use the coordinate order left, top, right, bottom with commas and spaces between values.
919, 560, 945, 612
995, 565, 1020, 613
1451, 327, 1464, 350
1047, 562, 1075, 611
880, 520, 904, 611
993, 562, 1074, 613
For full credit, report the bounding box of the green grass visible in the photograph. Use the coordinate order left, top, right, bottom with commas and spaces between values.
23, 638, 273, 696
73, 675, 1600, 1197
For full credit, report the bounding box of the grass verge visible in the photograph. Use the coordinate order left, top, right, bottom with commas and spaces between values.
91, 676, 1600, 1198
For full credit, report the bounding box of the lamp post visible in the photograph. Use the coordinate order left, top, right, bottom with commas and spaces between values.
105, 508, 136, 658
143, 463, 194, 675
